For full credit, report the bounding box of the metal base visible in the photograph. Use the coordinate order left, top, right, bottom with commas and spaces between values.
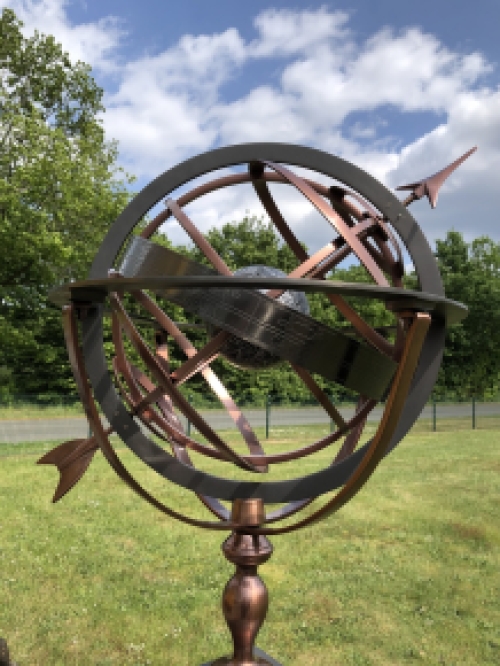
202, 646, 283, 665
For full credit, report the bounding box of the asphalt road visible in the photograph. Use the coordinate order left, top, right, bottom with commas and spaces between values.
0, 402, 498, 443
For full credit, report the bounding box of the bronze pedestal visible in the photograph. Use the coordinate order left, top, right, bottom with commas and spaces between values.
204, 499, 280, 666
202, 647, 282, 666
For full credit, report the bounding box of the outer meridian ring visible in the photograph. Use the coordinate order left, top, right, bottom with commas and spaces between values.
81, 142, 445, 503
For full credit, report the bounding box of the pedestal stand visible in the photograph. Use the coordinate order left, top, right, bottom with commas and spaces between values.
0, 638, 17, 666
202, 499, 283, 666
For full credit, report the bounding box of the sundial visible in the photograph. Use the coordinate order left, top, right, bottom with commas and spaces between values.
39, 143, 471, 665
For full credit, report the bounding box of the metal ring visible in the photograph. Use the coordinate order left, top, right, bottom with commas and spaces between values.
78, 143, 447, 503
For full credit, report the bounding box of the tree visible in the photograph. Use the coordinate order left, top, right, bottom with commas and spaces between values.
432, 231, 500, 399
0, 8, 133, 398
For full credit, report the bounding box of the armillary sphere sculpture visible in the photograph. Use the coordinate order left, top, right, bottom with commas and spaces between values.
40, 143, 473, 665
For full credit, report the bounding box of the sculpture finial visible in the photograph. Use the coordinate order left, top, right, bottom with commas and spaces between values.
397, 146, 477, 208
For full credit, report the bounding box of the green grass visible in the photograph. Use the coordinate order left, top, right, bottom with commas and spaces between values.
0, 427, 499, 665
0, 403, 85, 420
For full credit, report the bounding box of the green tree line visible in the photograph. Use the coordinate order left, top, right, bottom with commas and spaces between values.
0, 8, 132, 399
1, 7, 499, 406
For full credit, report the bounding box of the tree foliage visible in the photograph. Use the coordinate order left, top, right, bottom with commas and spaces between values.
0, 8, 133, 397
432, 231, 500, 399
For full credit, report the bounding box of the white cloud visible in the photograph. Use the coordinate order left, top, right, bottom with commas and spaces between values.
250, 6, 350, 57
212, 86, 307, 145
1, 0, 123, 71
3, 0, 499, 247
280, 27, 492, 128
101, 28, 246, 176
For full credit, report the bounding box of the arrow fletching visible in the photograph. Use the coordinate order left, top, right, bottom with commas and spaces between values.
37, 437, 99, 503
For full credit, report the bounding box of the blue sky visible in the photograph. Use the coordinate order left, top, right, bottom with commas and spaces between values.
3, 0, 500, 255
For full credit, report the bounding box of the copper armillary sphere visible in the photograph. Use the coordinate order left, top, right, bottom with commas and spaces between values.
39, 143, 472, 665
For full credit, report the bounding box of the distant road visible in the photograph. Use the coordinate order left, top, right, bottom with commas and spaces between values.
0, 402, 497, 444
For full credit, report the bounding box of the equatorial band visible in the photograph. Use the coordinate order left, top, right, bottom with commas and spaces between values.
119, 236, 398, 400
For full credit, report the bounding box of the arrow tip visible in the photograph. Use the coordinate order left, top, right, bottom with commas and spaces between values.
397, 146, 477, 209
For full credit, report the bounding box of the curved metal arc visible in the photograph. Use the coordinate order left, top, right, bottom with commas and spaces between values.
141, 169, 333, 241
253, 312, 431, 534
141, 168, 361, 240
290, 363, 346, 429
140, 172, 252, 239
248, 169, 397, 357
58, 274, 465, 324
124, 365, 230, 521
332, 395, 371, 465
140, 166, 393, 245
118, 367, 375, 525
113, 293, 377, 466
111, 318, 188, 445
112, 361, 185, 447
129, 287, 268, 469
169, 330, 229, 385
249, 163, 308, 262
165, 198, 233, 276
261, 392, 375, 465
128, 358, 374, 465
263, 161, 390, 287
262, 395, 375, 524
109, 294, 375, 467
109, 293, 262, 473
58, 304, 235, 531
78, 143, 448, 508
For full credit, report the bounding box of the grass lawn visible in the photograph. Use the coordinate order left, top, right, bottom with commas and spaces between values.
0, 404, 84, 420
0, 427, 499, 665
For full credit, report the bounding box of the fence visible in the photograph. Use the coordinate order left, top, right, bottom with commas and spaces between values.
0, 394, 499, 444
185, 398, 500, 438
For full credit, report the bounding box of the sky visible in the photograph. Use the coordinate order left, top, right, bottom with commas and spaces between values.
2, 0, 500, 260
